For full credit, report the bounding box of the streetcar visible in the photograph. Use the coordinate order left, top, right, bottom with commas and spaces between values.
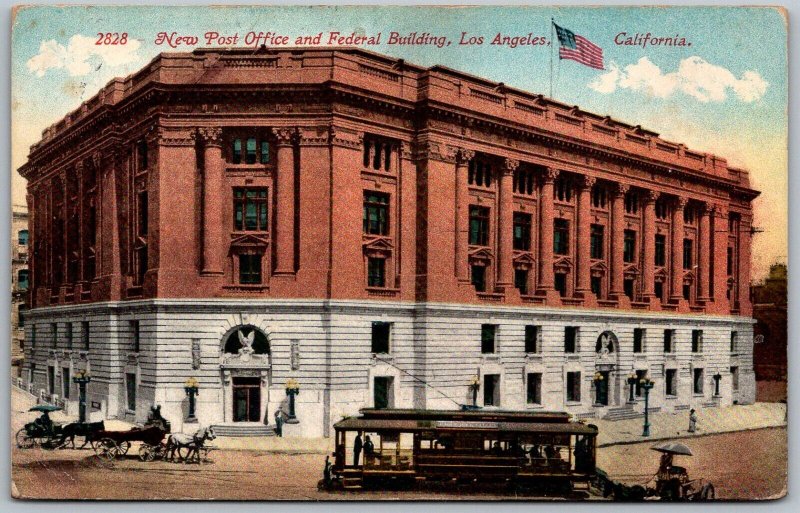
330, 408, 598, 492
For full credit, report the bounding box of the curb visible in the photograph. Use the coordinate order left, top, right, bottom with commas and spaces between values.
597, 423, 786, 448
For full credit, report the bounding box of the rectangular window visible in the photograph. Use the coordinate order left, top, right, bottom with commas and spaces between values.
683, 239, 693, 270
481, 324, 497, 354
655, 235, 666, 267
363, 191, 390, 235
693, 368, 704, 394
524, 325, 539, 353
554, 218, 569, 255
126, 373, 137, 412
730, 331, 738, 353
232, 138, 242, 164
137, 191, 148, 237
514, 269, 529, 295
62, 367, 70, 400
555, 273, 567, 297
136, 246, 148, 286
591, 276, 602, 296
564, 326, 577, 353
624, 279, 634, 300
82, 321, 90, 350
665, 369, 677, 396
526, 373, 542, 405
367, 257, 386, 288
371, 322, 391, 354
51, 323, 57, 348
48, 366, 55, 395
624, 230, 636, 263
245, 137, 258, 164
131, 320, 141, 353
469, 206, 490, 246
234, 188, 269, 231
590, 224, 604, 259
65, 322, 73, 349
137, 139, 148, 170
633, 328, 644, 353
373, 376, 394, 409
731, 367, 739, 391
691, 330, 703, 353
683, 284, 691, 301
654, 281, 664, 301
663, 329, 674, 353
513, 212, 532, 251
239, 254, 262, 284
260, 141, 270, 164
471, 265, 486, 292
18, 270, 29, 290
483, 374, 500, 406
566, 372, 581, 402
727, 247, 734, 276
18, 229, 29, 245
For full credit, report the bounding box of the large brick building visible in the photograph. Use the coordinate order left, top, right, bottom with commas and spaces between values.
19, 48, 759, 437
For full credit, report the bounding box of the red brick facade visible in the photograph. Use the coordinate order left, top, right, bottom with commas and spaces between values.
20, 48, 758, 317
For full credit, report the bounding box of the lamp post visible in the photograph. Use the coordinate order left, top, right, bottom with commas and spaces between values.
184, 377, 199, 422
713, 371, 722, 397
593, 371, 605, 405
72, 370, 91, 423
640, 377, 655, 437
469, 376, 481, 407
627, 372, 638, 403
285, 378, 300, 424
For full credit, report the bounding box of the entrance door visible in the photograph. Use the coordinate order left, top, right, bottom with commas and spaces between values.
595, 371, 609, 406
232, 377, 261, 422
373, 376, 394, 409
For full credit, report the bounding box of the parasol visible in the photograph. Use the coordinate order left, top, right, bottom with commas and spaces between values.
28, 405, 63, 413
651, 441, 693, 456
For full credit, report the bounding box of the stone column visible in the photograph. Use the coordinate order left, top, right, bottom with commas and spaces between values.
454, 149, 474, 284
737, 215, 753, 316
536, 167, 560, 303
711, 203, 730, 314
496, 158, 518, 292
575, 175, 596, 304
199, 128, 225, 275
97, 154, 121, 300
610, 183, 629, 306
670, 196, 688, 304
273, 128, 297, 276
698, 203, 713, 304
641, 190, 659, 309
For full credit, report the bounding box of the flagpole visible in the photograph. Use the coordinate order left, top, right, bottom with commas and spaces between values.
550, 18, 554, 98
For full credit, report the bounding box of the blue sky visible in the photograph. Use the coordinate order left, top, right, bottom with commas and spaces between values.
11, 6, 787, 279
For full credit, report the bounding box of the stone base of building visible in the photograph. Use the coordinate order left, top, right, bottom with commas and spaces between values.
22, 299, 756, 438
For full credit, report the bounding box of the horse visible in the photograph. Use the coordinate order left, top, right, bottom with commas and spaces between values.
165, 426, 216, 463
58, 421, 105, 449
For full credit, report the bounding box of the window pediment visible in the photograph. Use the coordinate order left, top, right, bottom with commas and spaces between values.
468, 247, 494, 265
230, 233, 269, 252
654, 268, 668, 282
363, 236, 394, 258
589, 260, 606, 276
554, 256, 573, 273
624, 264, 640, 278
513, 251, 535, 269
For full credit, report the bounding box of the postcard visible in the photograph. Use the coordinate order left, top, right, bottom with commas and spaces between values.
10, 4, 787, 501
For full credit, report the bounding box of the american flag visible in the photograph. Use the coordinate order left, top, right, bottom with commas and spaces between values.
554, 22, 604, 70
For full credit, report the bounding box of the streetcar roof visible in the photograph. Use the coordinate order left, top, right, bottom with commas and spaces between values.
357, 408, 572, 423
333, 417, 598, 435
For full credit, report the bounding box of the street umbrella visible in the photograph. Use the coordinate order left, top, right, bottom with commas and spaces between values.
28, 405, 63, 413
651, 441, 693, 456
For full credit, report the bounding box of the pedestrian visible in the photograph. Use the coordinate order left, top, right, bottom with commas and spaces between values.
363, 435, 375, 465
274, 408, 284, 437
353, 433, 363, 466
688, 408, 697, 433
323, 455, 332, 487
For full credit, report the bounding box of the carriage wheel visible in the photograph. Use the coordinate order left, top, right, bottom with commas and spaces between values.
138, 445, 156, 462
96, 438, 119, 463
15, 429, 34, 449
117, 441, 131, 456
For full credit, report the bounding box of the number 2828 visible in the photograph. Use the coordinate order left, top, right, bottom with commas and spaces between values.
96, 33, 128, 45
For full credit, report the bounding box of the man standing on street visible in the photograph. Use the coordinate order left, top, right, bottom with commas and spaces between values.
274, 408, 284, 437
688, 408, 698, 433
354, 433, 363, 466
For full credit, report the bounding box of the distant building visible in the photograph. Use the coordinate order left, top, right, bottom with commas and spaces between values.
12, 205, 29, 376
751, 263, 787, 381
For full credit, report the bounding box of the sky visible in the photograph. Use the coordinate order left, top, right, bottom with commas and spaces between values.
10, 5, 787, 280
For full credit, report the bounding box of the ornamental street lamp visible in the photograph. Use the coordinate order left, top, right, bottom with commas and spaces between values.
627, 372, 638, 403
469, 376, 481, 407
184, 377, 199, 422
285, 378, 300, 423
640, 377, 655, 437
72, 370, 91, 423
593, 371, 605, 405
713, 371, 722, 397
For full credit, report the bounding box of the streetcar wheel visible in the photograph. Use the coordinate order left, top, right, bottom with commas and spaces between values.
138, 445, 155, 462
118, 441, 131, 456
15, 429, 34, 449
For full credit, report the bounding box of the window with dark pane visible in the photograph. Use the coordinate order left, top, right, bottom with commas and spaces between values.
514, 269, 529, 295
481, 324, 496, 354
513, 212, 531, 251
624, 230, 636, 263
234, 188, 269, 231
633, 328, 644, 353
524, 325, 539, 353
371, 322, 391, 354
239, 254, 262, 284
471, 265, 486, 292
655, 234, 666, 266
555, 273, 567, 297
469, 206, 490, 246
564, 326, 577, 353
590, 224, 604, 259
367, 257, 386, 287
363, 191, 390, 236
554, 218, 569, 255
527, 373, 542, 405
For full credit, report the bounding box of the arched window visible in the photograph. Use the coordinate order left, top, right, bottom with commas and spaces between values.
595, 331, 617, 354
224, 327, 269, 355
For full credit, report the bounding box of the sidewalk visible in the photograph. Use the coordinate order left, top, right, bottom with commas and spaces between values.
593, 402, 787, 447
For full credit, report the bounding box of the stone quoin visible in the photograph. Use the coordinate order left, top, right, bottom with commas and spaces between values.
18, 47, 759, 437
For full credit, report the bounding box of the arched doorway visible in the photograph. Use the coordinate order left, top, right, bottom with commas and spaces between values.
594, 331, 619, 406
220, 325, 271, 423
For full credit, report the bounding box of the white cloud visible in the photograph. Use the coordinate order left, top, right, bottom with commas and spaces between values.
589, 56, 768, 103
27, 34, 142, 77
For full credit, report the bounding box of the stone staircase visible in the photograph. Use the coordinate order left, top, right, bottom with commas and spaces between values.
211, 423, 276, 437
602, 405, 644, 421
